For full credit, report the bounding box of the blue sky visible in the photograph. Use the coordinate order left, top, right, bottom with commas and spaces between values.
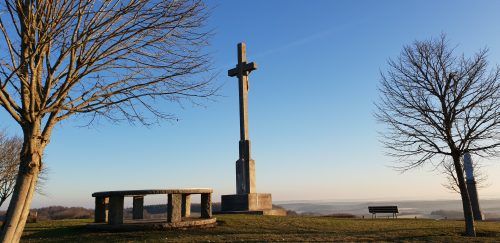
2, 0, 500, 208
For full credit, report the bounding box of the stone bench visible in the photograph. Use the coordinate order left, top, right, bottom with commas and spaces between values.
92, 188, 213, 225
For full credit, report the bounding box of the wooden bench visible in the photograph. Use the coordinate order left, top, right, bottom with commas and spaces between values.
368, 206, 398, 219
92, 188, 213, 225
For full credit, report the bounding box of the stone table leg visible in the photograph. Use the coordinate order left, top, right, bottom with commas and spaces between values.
181, 194, 191, 218
94, 197, 108, 223
133, 196, 144, 220
201, 193, 212, 219
108, 195, 124, 225
168, 193, 182, 223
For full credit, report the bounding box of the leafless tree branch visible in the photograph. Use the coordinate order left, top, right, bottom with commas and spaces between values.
375, 34, 500, 236
0, 1, 214, 241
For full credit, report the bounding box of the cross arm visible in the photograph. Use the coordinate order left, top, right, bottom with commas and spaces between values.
244, 62, 258, 73
228, 62, 258, 77
228, 68, 238, 77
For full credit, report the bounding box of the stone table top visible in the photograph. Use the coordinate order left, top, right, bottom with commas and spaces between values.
92, 188, 213, 197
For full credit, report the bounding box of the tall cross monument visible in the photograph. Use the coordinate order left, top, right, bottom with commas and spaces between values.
228, 42, 257, 194
221, 43, 284, 215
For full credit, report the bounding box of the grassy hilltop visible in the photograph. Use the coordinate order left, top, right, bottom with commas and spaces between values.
21, 214, 500, 242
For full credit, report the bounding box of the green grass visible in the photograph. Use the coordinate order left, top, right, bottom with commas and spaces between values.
21, 215, 500, 242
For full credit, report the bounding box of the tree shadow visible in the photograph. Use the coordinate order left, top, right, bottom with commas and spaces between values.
23, 224, 90, 240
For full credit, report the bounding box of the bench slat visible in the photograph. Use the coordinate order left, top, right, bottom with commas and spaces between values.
92, 188, 213, 197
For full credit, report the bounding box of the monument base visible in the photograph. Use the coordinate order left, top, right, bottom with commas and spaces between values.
215, 209, 287, 216
220, 193, 286, 216
221, 193, 272, 211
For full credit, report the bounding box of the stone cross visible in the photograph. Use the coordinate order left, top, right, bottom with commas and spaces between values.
221, 43, 276, 214
228, 43, 257, 194
228, 42, 257, 143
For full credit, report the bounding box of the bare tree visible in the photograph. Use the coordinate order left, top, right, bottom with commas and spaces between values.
0, 0, 214, 241
376, 35, 500, 237
0, 131, 21, 208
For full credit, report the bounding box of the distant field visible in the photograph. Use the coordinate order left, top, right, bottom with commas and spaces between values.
21, 215, 500, 242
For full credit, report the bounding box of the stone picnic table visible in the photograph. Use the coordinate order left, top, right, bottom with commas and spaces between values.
92, 188, 213, 226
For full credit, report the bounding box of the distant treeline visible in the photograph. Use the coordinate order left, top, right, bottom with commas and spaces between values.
0, 206, 94, 221
37, 206, 94, 220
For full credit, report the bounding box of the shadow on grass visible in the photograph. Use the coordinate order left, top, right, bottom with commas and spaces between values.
20, 217, 500, 242
475, 231, 500, 238
23, 224, 91, 240
23, 221, 234, 242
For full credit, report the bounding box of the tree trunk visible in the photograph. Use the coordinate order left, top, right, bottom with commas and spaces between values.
0, 197, 6, 209
0, 126, 43, 243
452, 153, 476, 237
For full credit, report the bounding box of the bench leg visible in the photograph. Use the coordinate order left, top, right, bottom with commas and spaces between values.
133, 196, 144, 220
181, 194, 191, 217
108, 195, 124, 225
94, 197, 108, 223
168, 193, 182, 223
200, 193, 212, 219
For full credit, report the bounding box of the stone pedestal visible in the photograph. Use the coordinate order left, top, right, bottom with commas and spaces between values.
94, 197, 108, 223
108, 195, 124, 225
168, 194, 182, 223
221, 157, 277, 214
236, 157, 255, 194
132, 196, 144, 220
181, 194, 191, 217
201, 193, 212, 219
221, 193, 272, 211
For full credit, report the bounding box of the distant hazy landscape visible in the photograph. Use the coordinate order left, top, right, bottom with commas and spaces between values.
277, 199, 500, 220
2, 199, 498, 222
